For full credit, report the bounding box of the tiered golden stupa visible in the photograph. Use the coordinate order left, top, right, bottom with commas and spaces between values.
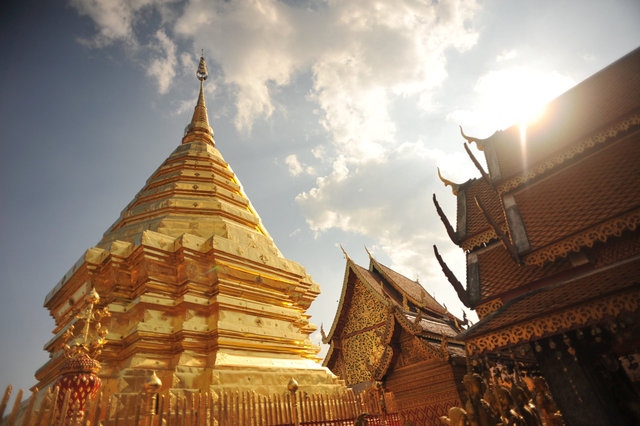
35, 56, 343, 398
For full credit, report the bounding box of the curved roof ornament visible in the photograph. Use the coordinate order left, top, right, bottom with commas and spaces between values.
464, 143, 495, 189
474, 196, 521, 264
437, 168, 461, 196
460, 125, 488, 151
433, 194, 460, 246
364, 245, 373, 259
339, 244, 350, 261
433, 245, 470, 307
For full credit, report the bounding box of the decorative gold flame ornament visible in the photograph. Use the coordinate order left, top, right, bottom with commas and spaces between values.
56, 289, 110, 416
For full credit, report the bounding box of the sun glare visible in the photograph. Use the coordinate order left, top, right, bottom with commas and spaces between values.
475, 66, 575, 131
471, 66, 575, 168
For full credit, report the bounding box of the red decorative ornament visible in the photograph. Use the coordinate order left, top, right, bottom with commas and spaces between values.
56, 353, 102, 414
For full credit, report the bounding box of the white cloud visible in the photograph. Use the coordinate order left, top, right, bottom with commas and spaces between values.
147, 30, 177, 94
289, 228, 301, 237
496, 49, 518, 62
297, 139, 473, 315
174, 0, 300, 131
308, 0, 478, 165
74, 0, 479, 143
285, 154, 303, 176
297, 141, 465, 251
285, 154, 316, 177
70, 0, 140, 47
297, 141, 465, 235
180, 52, 197, 74
70, 0, 178, 47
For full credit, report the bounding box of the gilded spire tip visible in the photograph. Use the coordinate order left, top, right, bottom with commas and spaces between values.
183, 52, 214, 146
196, 55, 208, 81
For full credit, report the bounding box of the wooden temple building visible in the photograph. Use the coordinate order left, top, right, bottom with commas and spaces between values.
33, 56, 345, 400
434, 47, 640, 424
322, 250, 467, 424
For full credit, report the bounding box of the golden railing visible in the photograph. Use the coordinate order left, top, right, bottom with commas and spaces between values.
0, 384, 400, 426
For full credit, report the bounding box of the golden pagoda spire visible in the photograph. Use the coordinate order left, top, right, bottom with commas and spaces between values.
182, 54, 215, 146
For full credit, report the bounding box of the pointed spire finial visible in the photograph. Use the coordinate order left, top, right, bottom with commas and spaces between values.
340, 244, 350, 261
183, 53, 214, 146
196, 55, 208, 81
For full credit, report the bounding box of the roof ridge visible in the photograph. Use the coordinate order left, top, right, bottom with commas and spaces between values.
369, 257, 448, 315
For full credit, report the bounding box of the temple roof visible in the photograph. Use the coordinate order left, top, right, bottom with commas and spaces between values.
471, 47, 640, 183
515, 133, 640, 263
323, 254, 465, 380
324, 253, 458, 345
436, 48, 640, 334
369, 258, 447, 316
446, 48, 640, 257
459, 255, 640, 354
474, 241, 572, 301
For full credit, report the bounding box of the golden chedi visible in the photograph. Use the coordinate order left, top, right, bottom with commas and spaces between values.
35, 56, 342, 398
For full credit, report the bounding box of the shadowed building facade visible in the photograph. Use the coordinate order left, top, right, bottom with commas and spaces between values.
434, 47, 640, 424
323, 251, 467, 425
34, 57, 344, 398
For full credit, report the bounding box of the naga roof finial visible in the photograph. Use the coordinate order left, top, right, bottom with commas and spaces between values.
320, 323, 327, 343
460, 125, 487, 151
474, 196, 521, 264
437, 168, 461, 196
464, 143, 493, 188
433, 245, 471, 307
340, 244, 350, 260
364, 245, 373, 259
433, 194, 460, 246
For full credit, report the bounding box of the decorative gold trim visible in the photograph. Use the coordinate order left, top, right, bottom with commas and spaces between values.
524, 208, 640, 266
372, 312, 396, 380
475, 298, 503, 319
323, 260, 361, 345
462, 229, 498, 252
497, 114, 640, 195
466, 287, 640, 355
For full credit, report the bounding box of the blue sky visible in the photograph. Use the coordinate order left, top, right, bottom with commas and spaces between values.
1, 0, 639, 393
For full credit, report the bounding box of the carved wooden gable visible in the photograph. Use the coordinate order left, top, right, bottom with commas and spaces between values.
340, 280, 389, 385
